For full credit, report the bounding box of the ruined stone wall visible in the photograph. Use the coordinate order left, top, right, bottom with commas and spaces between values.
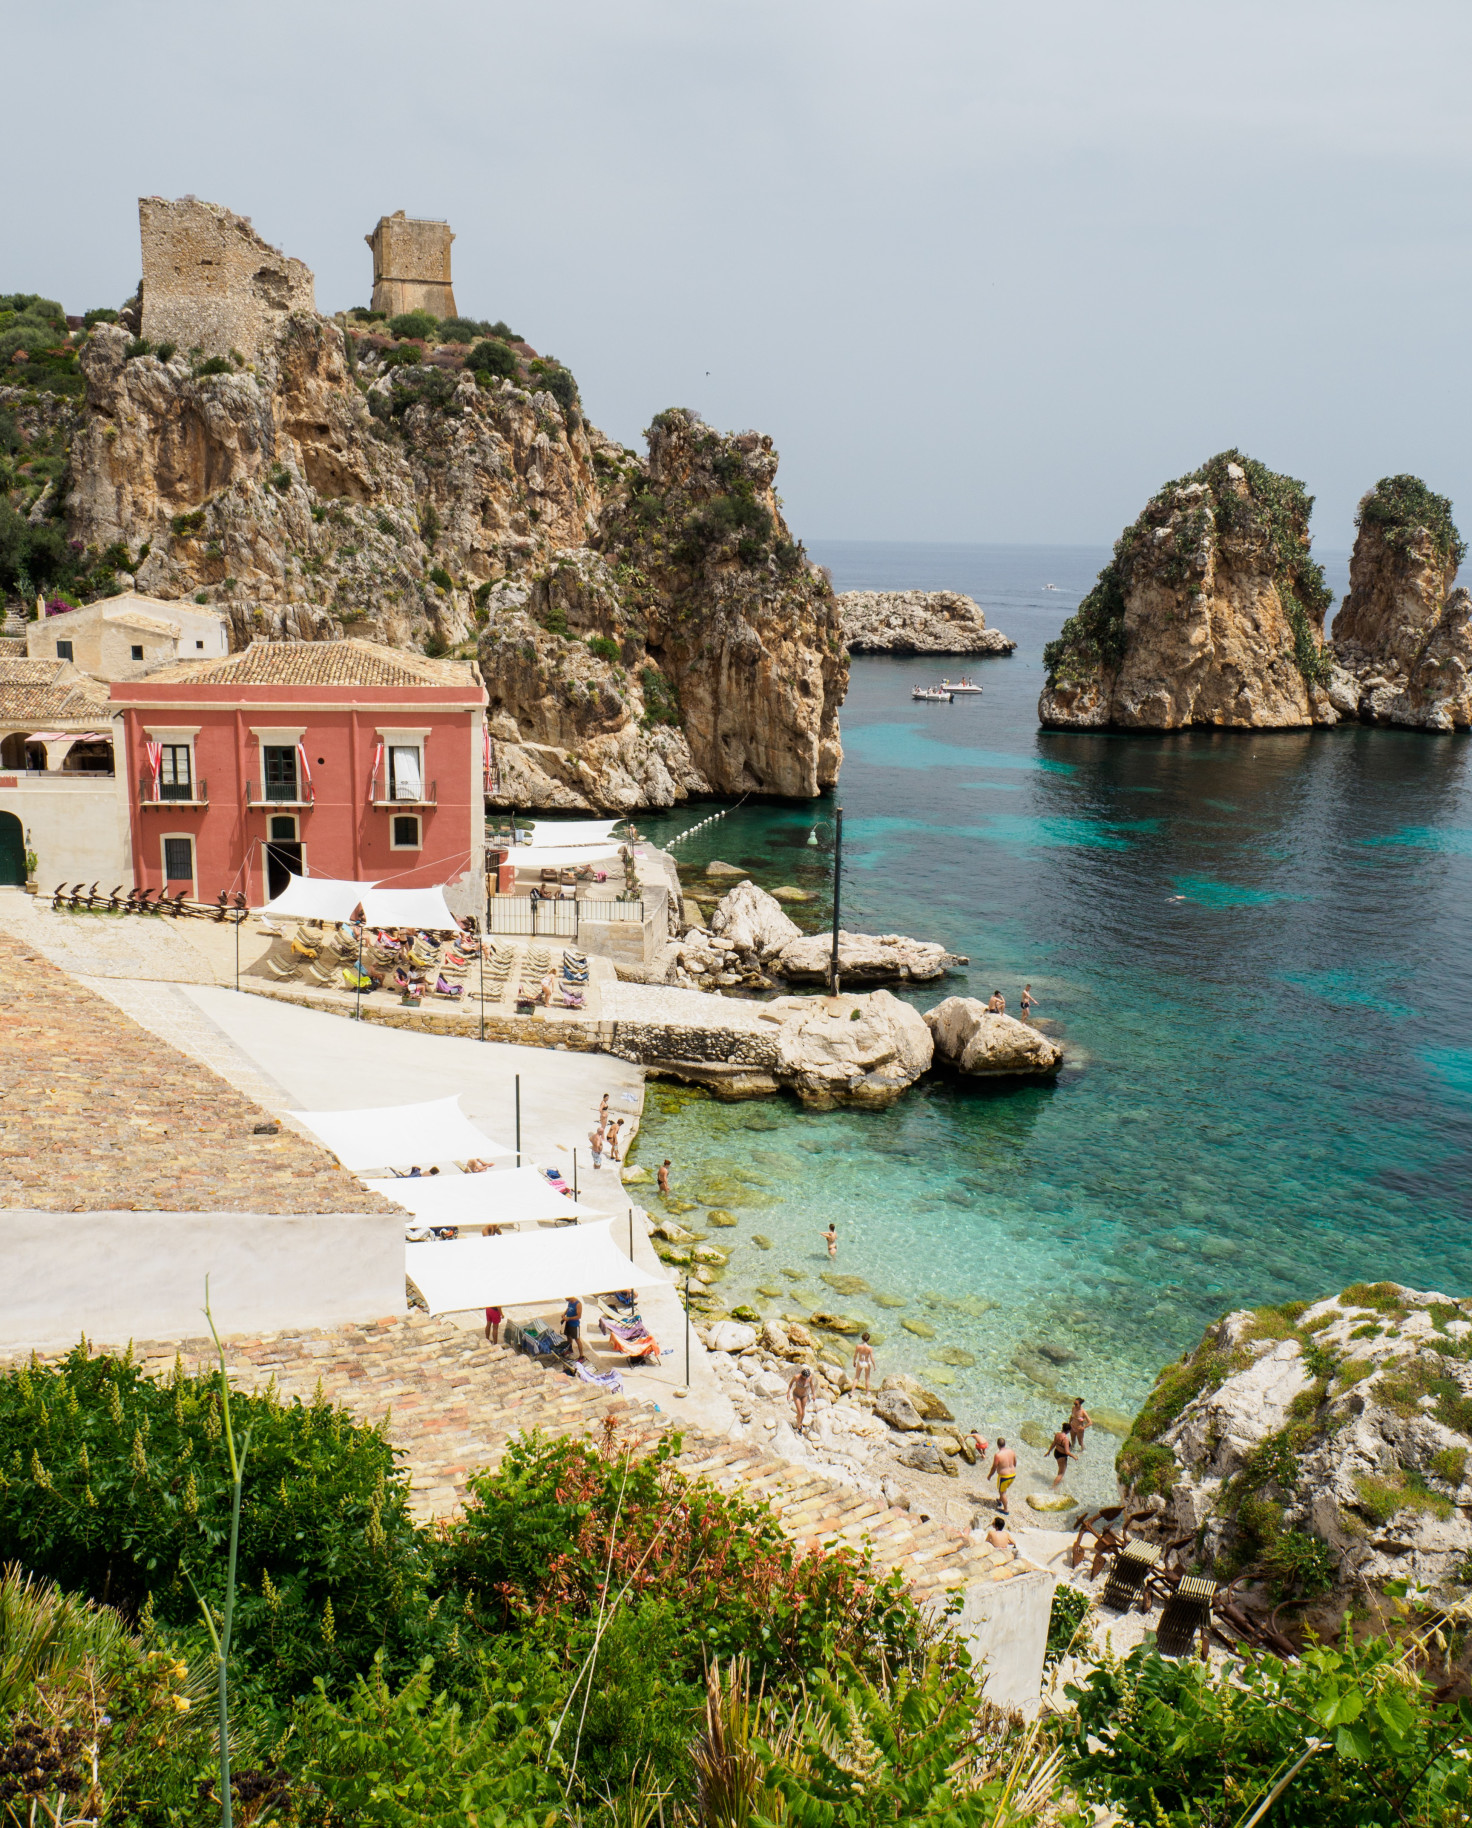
139, 197, 315, 359
366, 212, 457, 318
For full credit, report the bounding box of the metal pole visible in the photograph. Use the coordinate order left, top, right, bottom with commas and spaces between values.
355, 920, 363, 1021
515, 1074, 521, 1167
629, 1206, 634, 1262
234, 909, 240, 994
573, 1149, 578, 1203
829, 804, 844, 997
479, 900, 486, 1044
684, 1271, 691, 1388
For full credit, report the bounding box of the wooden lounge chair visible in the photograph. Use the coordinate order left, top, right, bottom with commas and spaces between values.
1155, 1574, 1218, 1657
1100, 1540, 1161, 1613
1070, 1506, 1151, 1578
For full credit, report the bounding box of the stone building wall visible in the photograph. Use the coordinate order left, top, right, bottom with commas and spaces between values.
366, 212, 457, 318
139, 197, 316, 359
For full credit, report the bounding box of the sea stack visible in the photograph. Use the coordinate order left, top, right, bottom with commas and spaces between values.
1038, 450, 1337, 730
1328, 476, 1472, 730
839, 590, 1016, 655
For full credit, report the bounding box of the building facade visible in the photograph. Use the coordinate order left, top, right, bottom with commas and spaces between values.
0, 658, 130, 888
111, 640, 487, 910
365, 212, 456, 319
27, 594, 229, 681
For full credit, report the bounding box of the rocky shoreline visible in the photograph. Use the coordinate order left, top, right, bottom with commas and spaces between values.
839, 589, 1016, 656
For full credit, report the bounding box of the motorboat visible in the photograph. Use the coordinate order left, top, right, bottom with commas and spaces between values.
912, 685, 954, 703
938, 677, 983, 695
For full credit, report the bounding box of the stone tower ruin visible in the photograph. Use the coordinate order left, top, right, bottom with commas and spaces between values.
139, 198, 315, 360
365, 212, 456, 319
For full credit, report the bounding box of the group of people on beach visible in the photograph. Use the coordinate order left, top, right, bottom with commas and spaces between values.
986, 984, 1039, 1019
588, 1093, 626, 1170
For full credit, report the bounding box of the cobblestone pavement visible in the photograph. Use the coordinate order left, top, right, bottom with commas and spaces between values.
47, 1313, 1033, 1602
0, 891, 236, 985
0, 929, 393, 1213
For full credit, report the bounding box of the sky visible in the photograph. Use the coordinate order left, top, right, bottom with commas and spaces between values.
8, 0, 1471, 551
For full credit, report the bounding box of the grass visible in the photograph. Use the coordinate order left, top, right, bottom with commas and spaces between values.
1340, 1282, 1407, 1315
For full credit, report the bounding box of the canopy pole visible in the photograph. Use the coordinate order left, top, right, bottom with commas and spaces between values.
355, 920, 364, 1021
684, 1271, 691, 1389
573, 1148, 578, 1204
478, 903, 486, 1044
628, 1206, 634, 1262
234, 906, 241, 994
829, 805, 844, 997
515, 1075, 521, 1167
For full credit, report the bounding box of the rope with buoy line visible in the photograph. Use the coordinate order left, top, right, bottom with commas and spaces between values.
661, 792, 752, 848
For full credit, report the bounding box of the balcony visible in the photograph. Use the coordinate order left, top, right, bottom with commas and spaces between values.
138, 773, 208, 807
247, 781, 316, 808
370, 771, 437, 807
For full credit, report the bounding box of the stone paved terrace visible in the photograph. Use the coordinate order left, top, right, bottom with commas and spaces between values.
0, 927, 394, 1214
60, 1314, 1033, 1603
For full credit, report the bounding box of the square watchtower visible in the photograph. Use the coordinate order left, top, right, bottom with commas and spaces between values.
365, 212, 456, 319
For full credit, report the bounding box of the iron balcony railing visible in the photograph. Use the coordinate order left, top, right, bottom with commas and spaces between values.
247, 781, 316, 807
371, 770, 437, 806
138, 773, 208, 806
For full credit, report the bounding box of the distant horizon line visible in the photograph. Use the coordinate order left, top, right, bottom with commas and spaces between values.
805, 535, 1353, 555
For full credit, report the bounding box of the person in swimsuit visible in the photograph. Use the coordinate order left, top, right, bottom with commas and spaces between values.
988, 1438, 1017, 1512
986, 990, 1006, 1013
985, 1515, 1015, 1552
599, 1093, 610, 1125
788, 1364, 815, 1433
657, 1159, 671, 1195
605, 1119, 624, 1163
484, 1304, 504, 1345
562, 1295, 585, 1360
971, 1430, 989, 1462
589, 1125, 604, 1170
852, 1332, 875, 1392
1050, 1425, 1077, 1488
1020, 984, 1039, 1019
823, 1223, 838, 1258
1069, 1396, 1091, 1456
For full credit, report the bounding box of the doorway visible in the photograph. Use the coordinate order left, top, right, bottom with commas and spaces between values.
0, 812, 25, 886
264, 840, 303, 900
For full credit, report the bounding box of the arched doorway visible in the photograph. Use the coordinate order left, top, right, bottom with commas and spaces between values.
0, 812, 26, 886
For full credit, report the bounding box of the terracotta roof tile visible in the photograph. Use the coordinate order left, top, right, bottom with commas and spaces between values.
0, 658, 113, 725
134, 638, 481, 691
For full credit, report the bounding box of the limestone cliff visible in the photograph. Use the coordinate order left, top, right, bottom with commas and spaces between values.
1328, 476, 1472, 730
1117, 1285, 1472, 1615
839, 590, 1015, 656
55, 279, 843, 808
1039, 451, 1337, 730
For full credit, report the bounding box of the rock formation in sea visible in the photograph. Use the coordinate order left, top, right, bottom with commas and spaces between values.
923, 996, 1063, 1077
33, 198, 845, 811
1116, 1283, 1472, 1610
1327, 475, 1472, 730
1038, 450, 1338, 730
839, 590, 1016, 656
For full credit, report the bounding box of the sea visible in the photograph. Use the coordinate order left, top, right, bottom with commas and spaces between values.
628, 542, 1472, 1502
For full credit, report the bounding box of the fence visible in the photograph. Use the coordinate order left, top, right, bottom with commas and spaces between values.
485, 897, 644, 938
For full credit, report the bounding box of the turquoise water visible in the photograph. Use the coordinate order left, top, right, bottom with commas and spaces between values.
631, 543, 1472, 1501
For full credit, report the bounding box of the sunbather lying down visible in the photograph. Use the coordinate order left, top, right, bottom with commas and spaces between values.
598, 1314, 661, 1362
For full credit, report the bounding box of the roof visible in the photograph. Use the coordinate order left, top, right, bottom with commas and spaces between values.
41, 592, 222, 628
131, 638, 482, 692
0, 658, 113, 725
102, 609, 180, 637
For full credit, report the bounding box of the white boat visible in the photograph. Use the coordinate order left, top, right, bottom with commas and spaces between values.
912, 686, 954, 703
938, 677, 983, 695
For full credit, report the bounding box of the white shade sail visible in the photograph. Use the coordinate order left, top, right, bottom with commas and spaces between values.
509, 844, 622, 870
359, 886, 460, 929
366, 1165, 577, 1227
405, 1219, 667, 1315
515, 820, 625, 849
260, 876, 379, 920
289, 1095, 512, 1171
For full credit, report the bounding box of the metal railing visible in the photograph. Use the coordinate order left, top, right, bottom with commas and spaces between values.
247, 781, 316, 807
138, 773, 208, 806
578, 898, 645, 924
487, 898, 580, 938
371, 771, 437, 806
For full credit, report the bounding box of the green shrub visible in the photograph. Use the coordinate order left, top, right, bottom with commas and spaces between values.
1432, 1447, 1467, 1486
422, 632, 449, 659
433, 317, 482, 344
123, 337, 153, 361
1340, 1281, 1406, 1313
532, 361, 578, 414
196, 354, 232, 377
171, 509, 206, 536
468, 338, 518, 381
586, 634, 620, 663
378, 343, 424, 370
1359, 474, 1466, 570
427, 566, 453, 592
1044, 1582, 1091, 1668
540, 603, 569, 637
388, 310, 438, 343
155, 340, 177, 362
0, 501, 75, 594
420, 502, 441, 547
383, 366, 459, 419
82, 306, 119, 328
270, 466, 292, 492
639, 665, 681, 727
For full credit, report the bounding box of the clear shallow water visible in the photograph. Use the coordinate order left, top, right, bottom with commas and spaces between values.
631, 542, 1472, 1503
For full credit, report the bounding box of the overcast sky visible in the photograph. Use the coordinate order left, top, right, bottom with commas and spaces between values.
9, 1, 1470, 551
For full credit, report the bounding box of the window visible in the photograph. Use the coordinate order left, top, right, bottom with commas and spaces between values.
195, 640, 204, 650
268, 814, 297, 841
391, 814, 421, 850
388, 744, 423, 800
55, 640, 73, 661
263, 745, 298, 801
159, 744, 193, 800
162, 836, 194, 885
130, 645, 144, 661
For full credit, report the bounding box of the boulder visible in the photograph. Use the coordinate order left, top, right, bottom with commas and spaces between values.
882, 1478, 911, 1510
897, 1440, 958, 1478
706, 1320, 757, 1354
1038, 454, 1338, 732
706, 860, 745, 876
880, 1374, 954, 1422
784, 1321, 817, 1350
770, 990, 935, 1110
751, 1370, 789, 1399
1026, 1493, 1077, 1513
777, 931, 965, 985
709, 880, 802, 958
875, 1390, 927, 1432
839, 589, 1017, 656
759, 1321, 791, 1353
924, 999, 1064, 1078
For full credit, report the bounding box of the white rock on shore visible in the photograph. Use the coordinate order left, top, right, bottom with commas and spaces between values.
923, 997, 1064, 1077
708, 879, 801, 958
772, 990, 934, 1110
839, 590, 1017, 656
777, 930, 966, 985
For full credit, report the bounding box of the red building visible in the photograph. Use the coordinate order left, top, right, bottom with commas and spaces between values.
113, 640, 487, 909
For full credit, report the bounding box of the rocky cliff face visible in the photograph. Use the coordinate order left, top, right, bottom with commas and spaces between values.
1039, 451, 1337, 730
60, 315, 844, 809
1328, 476, 1472, 730
839, 590, 1015, 656
480, 409, 846, 809
1118, 1284, 1472, 1611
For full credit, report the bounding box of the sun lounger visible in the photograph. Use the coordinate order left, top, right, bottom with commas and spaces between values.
1155, 1575, 1219, 1658
598, 1316, 660, 1362
1100, 1540, 1161, 1614
575, 1360, 624, 1395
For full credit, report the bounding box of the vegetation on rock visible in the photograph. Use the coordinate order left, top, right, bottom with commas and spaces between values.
1358, 474, 1466, 571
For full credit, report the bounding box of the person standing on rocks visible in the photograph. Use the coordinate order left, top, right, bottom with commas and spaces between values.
657, 1159, 672, 1196
1020, 984, 1039, 1020
1068, 1396, 1091, 1456
987, 1438, 1017, 1512
788, 1363, 815, 1433
852, 1331, 875, 1392
1050, 1424, 1077, 1488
